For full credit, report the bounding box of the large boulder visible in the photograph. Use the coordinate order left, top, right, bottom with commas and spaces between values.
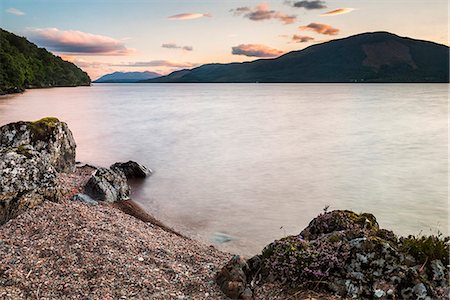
0, 117, 76, 173
217, 210, 449, 299
84, 168, 130, 202
0, 117, 75, 224
110, 160, 152, 179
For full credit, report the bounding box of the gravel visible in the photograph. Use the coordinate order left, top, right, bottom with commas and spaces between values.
0, 200, 230, 299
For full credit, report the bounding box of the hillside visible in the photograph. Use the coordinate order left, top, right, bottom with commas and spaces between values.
94, 71, 161, 83
0, 28, 91, 94
143, 32, 449, 83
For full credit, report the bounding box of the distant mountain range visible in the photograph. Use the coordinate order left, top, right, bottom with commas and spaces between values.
141, 32, 449, 83
0, 28, 90, 94
94, 71, 161, 83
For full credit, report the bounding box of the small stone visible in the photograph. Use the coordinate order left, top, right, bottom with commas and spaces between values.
413, 283, 427, 299
374, 289, 386, 298
241, 287, 253, 300
138, 257, 144, 262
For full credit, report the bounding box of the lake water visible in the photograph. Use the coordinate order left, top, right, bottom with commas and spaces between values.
0, 84, 447, 256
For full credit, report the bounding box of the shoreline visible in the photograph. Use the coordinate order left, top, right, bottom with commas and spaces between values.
0, 118, 448, 299
0, 84, 91, 96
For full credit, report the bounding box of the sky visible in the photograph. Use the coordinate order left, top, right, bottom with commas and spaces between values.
1, 0, 448, 79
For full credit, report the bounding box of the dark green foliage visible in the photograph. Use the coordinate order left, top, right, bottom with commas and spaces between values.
0, 28, 90, 94
399, 235, 449, 266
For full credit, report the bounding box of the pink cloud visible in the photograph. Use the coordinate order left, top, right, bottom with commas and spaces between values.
232, 44, 284, 58
27, 28, 135, 56
168, 13, 211, 20
321, 8, 355, 16
299, 23, 340, 35
231, 3, 296, 25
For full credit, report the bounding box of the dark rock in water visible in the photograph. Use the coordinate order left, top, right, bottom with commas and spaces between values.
211, 232, 237, 244
217, 210, 450, 299
0, 117, 76, 173
110, 161, 152, 179
84, 168, 130, 202
0, 118, 76, 224
216, 255, 252, 299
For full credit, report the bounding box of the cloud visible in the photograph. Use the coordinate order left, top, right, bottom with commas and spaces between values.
292, 35, 315, 43
6, 7, 25, 16
113, 60, 196, 68
231, 3, 296, 25
288, 1, 327, 10
321, 8, 354, 16
168, 13, 211, 20
232, 44, 283, 58
162, 43, 193, 51
27, 28, 134, 55
299, 23, 339, 35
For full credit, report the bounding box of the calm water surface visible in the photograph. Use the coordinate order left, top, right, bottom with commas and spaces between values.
0, 84, 447, 255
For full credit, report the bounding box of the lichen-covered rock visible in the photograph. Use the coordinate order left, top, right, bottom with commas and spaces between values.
217, 210, 449, 299
216, 255, 252, 299
0, 118, 76, 224
300, 210, 379, 240
110, 160, 152, 179
84, 168, 130, 202
0, 117, 76, 173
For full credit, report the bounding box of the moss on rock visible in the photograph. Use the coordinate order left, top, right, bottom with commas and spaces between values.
29, 117, 60, 142
15, 144, 32, 159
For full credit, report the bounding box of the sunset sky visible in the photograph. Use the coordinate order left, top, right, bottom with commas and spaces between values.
1, 0, 448, 79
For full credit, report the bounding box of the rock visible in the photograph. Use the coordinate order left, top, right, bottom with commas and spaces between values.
0, 117, 76, 173
241, 287, 253, 300
110, 161, 152, 179
217, 210, 449, 299
430, 260, 446, 284
413, 283, 428, 299
216, 255, 251, 299
84, 168, 130, 202
71, 193, 97, 205
0, 118, 76, 224
300, 210, 379, 240
211, 232, 237, 244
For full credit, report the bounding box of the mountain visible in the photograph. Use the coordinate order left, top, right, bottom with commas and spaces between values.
94, 71, 161, 83
143, 32, 449, 83
0, 28, 91, 94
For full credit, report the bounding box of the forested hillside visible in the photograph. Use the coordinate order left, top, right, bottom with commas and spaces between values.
0, 28, 90, 94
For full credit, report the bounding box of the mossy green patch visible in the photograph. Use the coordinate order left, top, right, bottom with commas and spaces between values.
29, 117, 60, 142
15, 144, 32, 159
345, 211, 379, 230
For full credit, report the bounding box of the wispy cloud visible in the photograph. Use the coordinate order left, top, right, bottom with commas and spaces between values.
168, 13, 211, 20
321, 8, 354, 16
27, 28, 135, 55
292, 35, 315, 43
231, 3, 296, 25
6, 7, 25, 16
299, 23, 339, 35
287, 1, 327, 10
162, 43, 193, 51
113, 60, 196, 68
232, 44, 283, 58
